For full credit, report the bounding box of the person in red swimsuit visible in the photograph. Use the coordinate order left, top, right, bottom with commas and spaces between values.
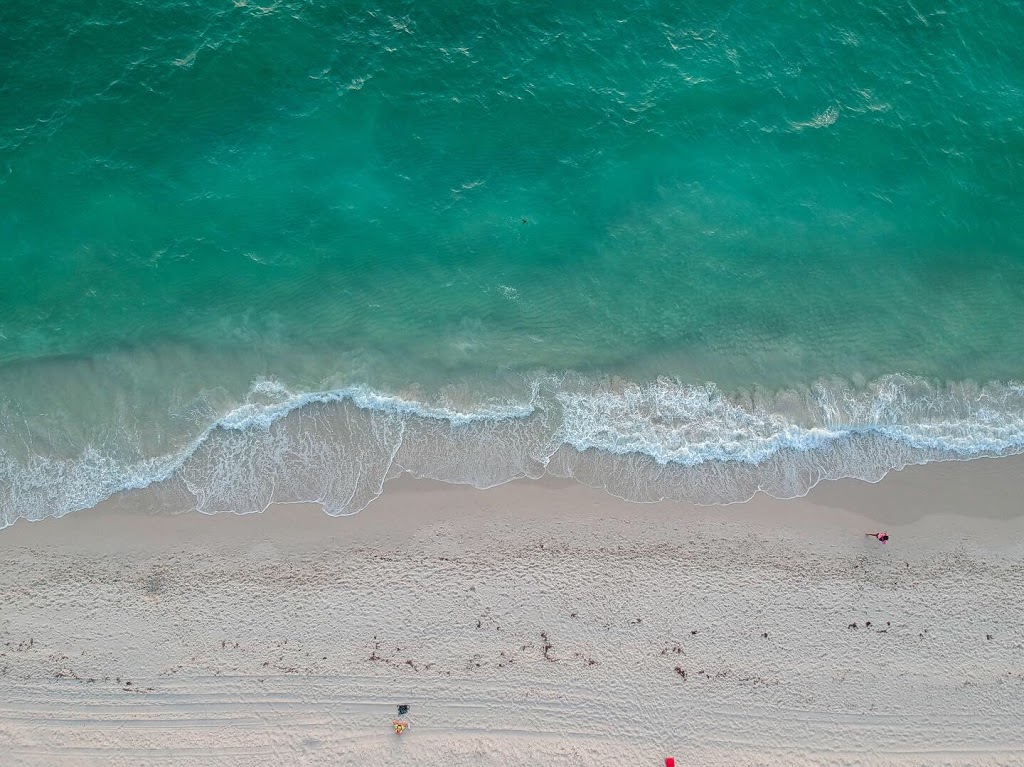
866, 531, 889, 544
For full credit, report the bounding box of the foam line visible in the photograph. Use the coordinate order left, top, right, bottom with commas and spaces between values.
3, 374, 1024, 528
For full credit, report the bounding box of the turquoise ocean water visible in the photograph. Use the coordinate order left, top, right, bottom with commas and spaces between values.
2, 0, 1024, 526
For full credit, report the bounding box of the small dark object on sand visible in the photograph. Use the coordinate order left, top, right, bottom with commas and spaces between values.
398, 704, 410, 716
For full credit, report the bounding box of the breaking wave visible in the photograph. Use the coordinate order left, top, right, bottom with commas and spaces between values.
3, 373, 1024, 528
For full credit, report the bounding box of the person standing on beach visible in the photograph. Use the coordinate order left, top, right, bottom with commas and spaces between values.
866, 532, 889, 544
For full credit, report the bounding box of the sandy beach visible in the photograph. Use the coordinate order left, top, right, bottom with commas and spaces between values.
2, 457, 1024, 766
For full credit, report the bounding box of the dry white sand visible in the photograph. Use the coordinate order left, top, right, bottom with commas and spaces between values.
2, 457, 1024, 766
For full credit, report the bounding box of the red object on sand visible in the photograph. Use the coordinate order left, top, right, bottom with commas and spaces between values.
665, 758, 675, 767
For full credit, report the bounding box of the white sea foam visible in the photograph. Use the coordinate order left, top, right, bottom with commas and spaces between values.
791, 104, 840, 131
3, 374, 1024, 528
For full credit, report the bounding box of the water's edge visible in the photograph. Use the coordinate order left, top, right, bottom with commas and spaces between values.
4, 372, 1024, 529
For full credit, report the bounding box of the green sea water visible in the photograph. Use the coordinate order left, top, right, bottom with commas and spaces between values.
2, 0, 1024, 525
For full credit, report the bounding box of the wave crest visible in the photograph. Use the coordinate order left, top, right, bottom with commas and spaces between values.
3, 373, 1024, 527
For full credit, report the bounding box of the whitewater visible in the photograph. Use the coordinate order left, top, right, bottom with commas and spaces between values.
3, 372, 1024, 528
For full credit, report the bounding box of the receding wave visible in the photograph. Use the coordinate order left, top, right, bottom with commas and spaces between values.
3, 373, 1024, 528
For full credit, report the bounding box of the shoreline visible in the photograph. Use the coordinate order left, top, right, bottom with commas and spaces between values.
2, 456, 1023, 765
9, 450, 1024, 541
7, 371, 1024, 528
